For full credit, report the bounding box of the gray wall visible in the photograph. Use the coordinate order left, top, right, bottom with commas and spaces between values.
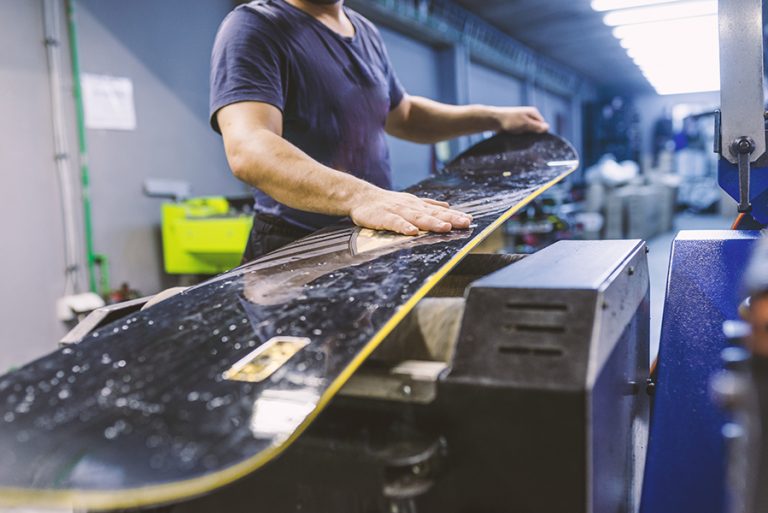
77, 0, 243, 295
0, 0, 70, 371
0, 0, 240, 370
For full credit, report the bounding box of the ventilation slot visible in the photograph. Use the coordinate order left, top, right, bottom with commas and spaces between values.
505, 302, 568, 312
498, 346, 564, 357
504, 324, 566, 334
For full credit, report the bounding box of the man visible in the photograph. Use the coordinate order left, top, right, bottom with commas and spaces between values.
210, 0, 549, 262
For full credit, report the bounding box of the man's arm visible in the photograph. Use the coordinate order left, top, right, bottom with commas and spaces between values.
385, 95, 549, 144
217, 101, 472, 236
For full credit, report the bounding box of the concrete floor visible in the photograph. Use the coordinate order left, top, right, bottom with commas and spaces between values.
646, 213, 732, 361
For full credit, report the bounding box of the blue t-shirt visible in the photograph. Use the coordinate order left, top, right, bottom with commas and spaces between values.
210, 0, 405, 231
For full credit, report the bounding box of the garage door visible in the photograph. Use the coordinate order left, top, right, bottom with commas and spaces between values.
533, 87, 573, 140
468, 62, 523, 110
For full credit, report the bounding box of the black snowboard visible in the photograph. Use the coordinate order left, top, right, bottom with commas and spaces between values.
0, 132, 578, 510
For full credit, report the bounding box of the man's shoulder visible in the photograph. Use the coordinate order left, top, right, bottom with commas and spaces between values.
218, 1, 295, 43
239, 0, 285, 17
226, 1, 294, 30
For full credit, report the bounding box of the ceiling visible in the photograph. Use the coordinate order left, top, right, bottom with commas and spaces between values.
452, 0, 655, 94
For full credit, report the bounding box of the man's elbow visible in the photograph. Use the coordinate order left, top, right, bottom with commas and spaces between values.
226, 146, 260, 186
386, 109, 438, 144
226, 150, 248, 181
386, 126, 438, 144
384, 123, 409, 141
385, 120, 432, 143
223, 126, 277, 186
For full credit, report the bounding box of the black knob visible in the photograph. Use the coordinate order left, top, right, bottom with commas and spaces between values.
732, 136, 756, 156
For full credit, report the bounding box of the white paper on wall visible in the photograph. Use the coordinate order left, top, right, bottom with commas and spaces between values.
81, 73, 137, 131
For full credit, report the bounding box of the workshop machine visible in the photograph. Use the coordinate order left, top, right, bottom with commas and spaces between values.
221, 240, 651, 513
640, 0, 768, 512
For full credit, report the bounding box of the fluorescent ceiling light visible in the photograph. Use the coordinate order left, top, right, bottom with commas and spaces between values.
603, 0, 716, 26
614, 15, 720, 94
591, 0, 680, 12
612, 13, 716, 39
592, 0, 720, 96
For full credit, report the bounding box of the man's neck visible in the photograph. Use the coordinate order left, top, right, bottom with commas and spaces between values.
285, 0, 353, 38
285, 0, 344, 20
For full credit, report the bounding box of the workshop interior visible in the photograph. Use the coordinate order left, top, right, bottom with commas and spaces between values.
1, 0, 768, 512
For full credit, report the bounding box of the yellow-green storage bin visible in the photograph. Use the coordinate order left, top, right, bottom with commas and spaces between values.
161, 197, 253, 275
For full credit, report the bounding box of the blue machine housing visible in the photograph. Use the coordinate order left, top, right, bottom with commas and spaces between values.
641, 230, 760, 513
719, 156, 768, 224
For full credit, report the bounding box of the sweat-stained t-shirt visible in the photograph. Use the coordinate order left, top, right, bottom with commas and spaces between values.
209, 0, 406, 231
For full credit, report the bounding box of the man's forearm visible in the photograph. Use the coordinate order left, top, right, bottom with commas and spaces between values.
225, 128, 376, 216
387, 96, 501, 144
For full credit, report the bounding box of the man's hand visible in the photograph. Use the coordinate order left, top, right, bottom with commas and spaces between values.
348, 187, 472, 236
493, 106, 549, 134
